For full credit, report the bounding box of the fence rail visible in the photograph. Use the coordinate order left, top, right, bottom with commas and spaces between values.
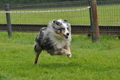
0, 6, 91, 13
0, 24, 120, 36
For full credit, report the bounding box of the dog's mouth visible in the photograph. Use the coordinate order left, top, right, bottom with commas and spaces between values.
63, 34, 68, 39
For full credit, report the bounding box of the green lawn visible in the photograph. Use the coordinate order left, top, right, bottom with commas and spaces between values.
0, 32, 120, 80
0, 4, 120, 25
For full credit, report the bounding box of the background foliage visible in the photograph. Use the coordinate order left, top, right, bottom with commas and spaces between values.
0, 0, 120, 4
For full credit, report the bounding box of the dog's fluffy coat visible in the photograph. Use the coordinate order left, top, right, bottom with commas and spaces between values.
34, 19, 72, 64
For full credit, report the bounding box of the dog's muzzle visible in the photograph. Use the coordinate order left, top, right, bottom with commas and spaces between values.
63, 33, 69, 39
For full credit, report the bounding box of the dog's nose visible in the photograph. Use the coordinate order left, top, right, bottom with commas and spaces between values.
66, 33, 69, 36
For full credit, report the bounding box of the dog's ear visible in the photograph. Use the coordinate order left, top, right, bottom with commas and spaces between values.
53, 20, 57, 24
64, 20, 68, 23
53, 20, 62, 26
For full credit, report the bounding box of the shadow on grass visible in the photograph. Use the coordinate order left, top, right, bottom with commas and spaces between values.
37, 62, 81, 69
35, 60, 119, 72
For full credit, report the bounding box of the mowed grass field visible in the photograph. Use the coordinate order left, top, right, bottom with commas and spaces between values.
0, 4, 120, 25
0, 32, 120, 80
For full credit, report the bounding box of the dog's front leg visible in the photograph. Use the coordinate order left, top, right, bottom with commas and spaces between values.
63, 46, 72, 58
54, 48, 63, 55
55, 46, 72, 58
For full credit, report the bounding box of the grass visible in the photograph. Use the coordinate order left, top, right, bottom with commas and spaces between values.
0, 4, 120, 25
0, 32, 120, 80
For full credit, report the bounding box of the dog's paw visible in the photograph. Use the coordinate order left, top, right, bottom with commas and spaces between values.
67, 54, 72, 58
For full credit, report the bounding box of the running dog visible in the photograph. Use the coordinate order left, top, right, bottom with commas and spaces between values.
34, 19, 72, 64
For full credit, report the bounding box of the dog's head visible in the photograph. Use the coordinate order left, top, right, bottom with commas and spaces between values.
52, 19, 71, 39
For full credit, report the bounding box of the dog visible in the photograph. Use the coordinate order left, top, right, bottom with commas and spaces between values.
34, 19, 72, 64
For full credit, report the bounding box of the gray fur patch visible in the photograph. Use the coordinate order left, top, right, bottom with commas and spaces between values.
34, 27, 55, 55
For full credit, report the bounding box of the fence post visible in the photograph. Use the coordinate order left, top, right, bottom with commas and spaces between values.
5, 3, 12, 37
88, 0, 99, 42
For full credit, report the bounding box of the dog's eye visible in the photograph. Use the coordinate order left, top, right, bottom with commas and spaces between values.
67, 27, 69, 30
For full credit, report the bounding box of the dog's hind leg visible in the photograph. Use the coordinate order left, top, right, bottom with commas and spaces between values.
34, 50, 42, 64
34, 45, 42, 64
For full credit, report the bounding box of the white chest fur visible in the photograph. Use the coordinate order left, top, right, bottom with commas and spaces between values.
50, 34, 71, 49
